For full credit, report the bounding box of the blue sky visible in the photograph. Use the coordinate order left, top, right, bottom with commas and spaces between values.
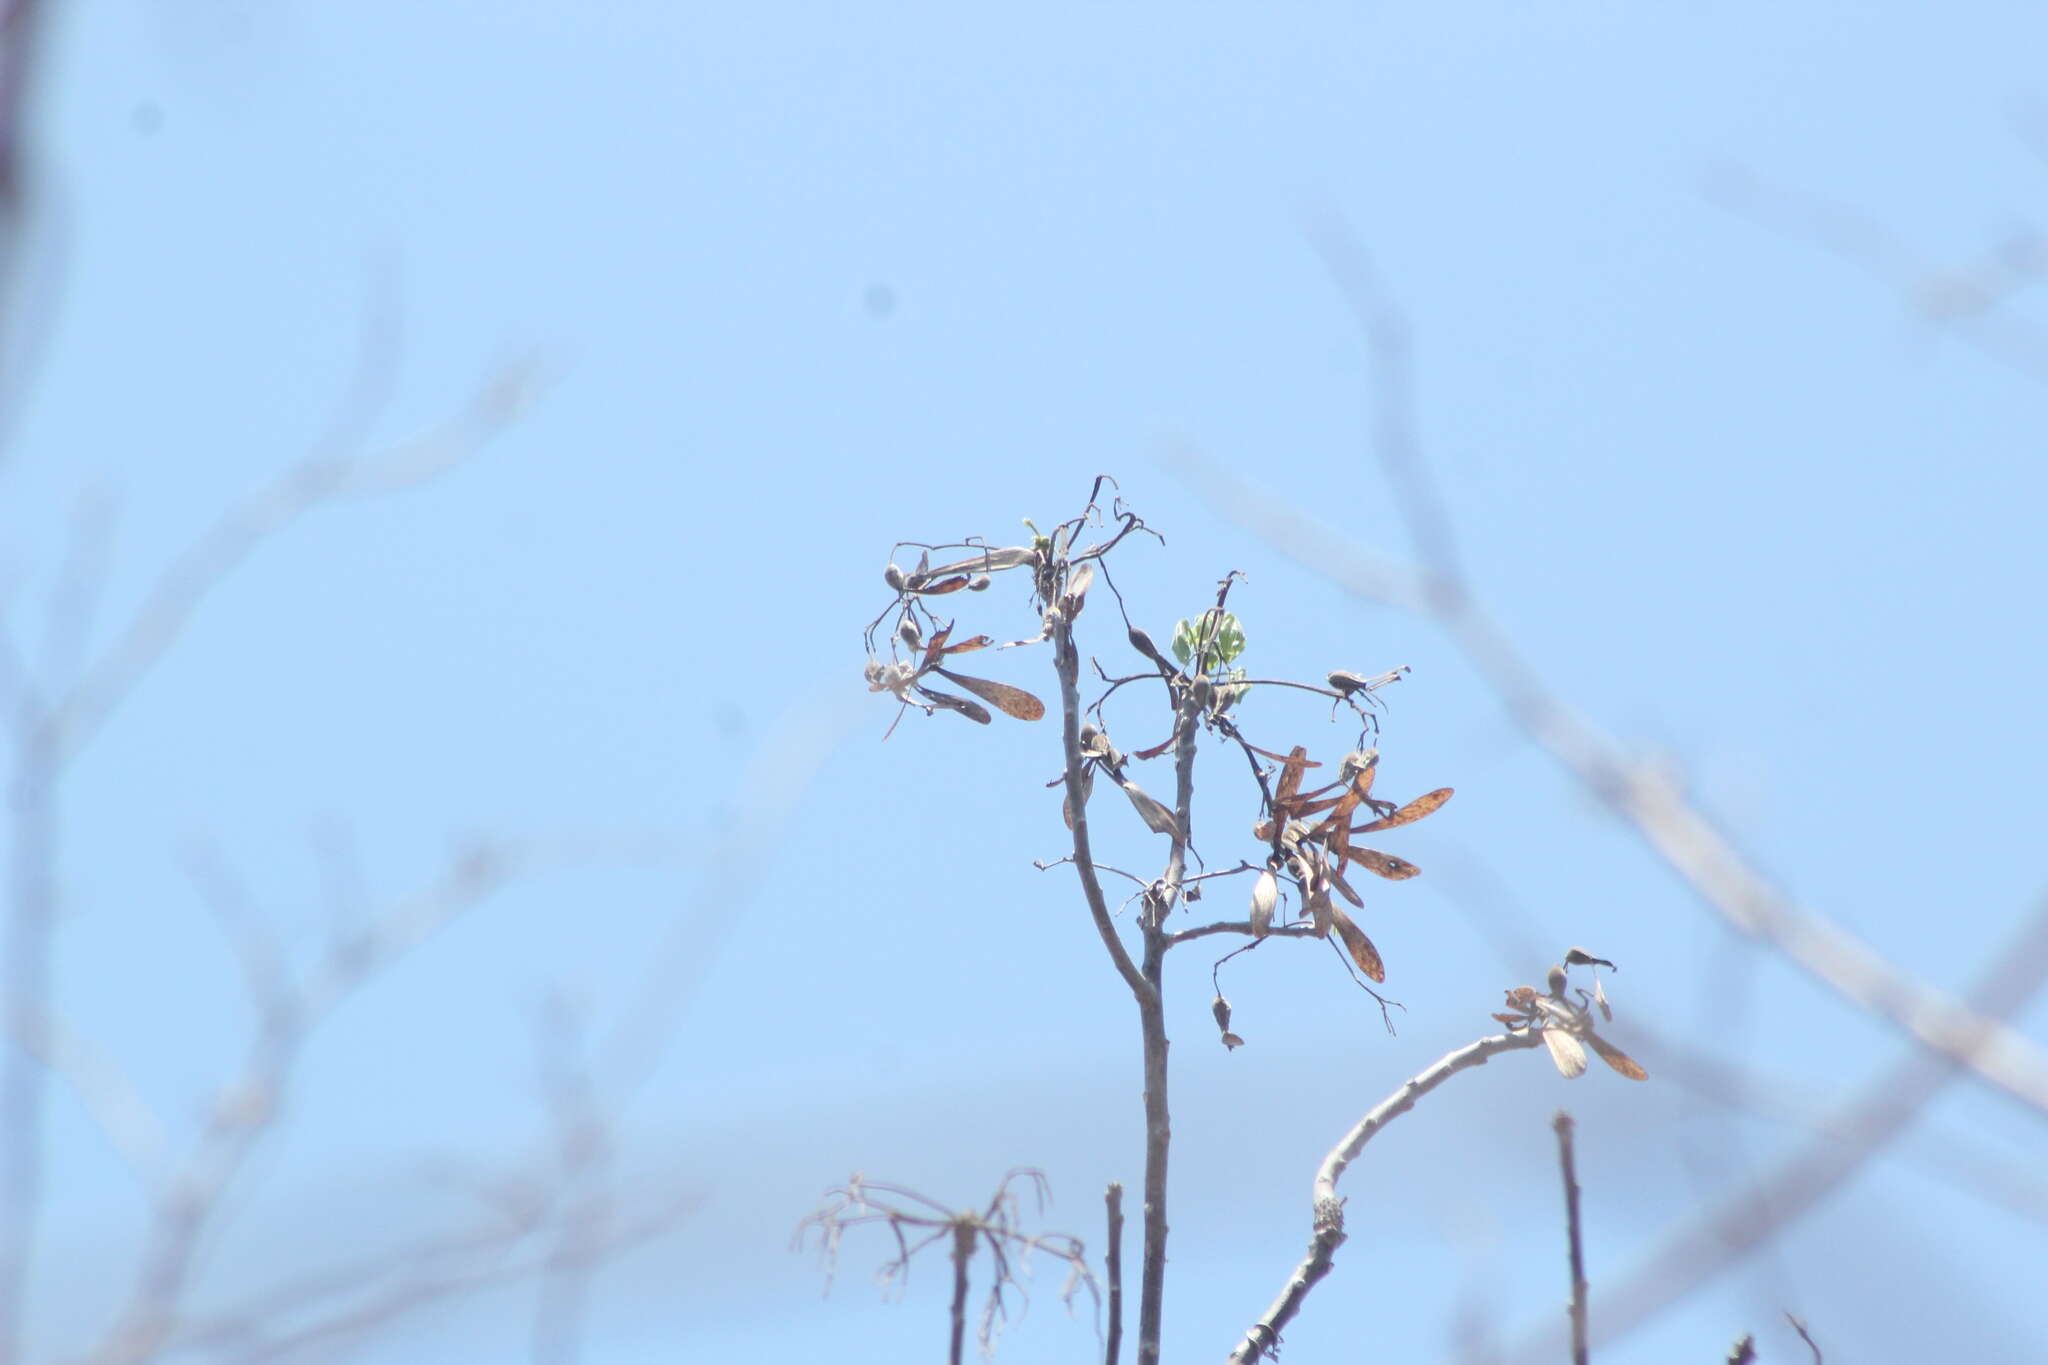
6, 2, 2047, 1361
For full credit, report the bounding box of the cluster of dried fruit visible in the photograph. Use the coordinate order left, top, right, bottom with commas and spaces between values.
1493, 954, 1647, 1081
1246, 744, 1452, 982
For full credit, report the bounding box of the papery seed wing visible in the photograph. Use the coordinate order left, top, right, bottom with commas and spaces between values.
1272, 746, 1313, 809
1326, 904, 1386, 983
1118, 779, 1183, 839
1249, 869, 1278, 937
915, 685, 991, 724
1062, 561, 1095, 616
932, 668, 1045, 721
1588, 1032, 1648, 1081
1543, 1029, 1588, 1079
1327, 862, 1365, 908
1348, 787, 1453, 836
1345, 848, 1421, 881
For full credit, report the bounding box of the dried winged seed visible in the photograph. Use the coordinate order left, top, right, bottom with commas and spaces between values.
1062, 561, 1095, 616
1349, 787, 1453, 836
1564, 947, 1617, 971
1327, 904, 1386, 982
1327, 863, 1364, 908
908, 574, 971, 595
1543, 1028, 1589, 1079
1345, 848, 1420, 881
915, 685, 992, 724
884, 563, 908, 591
1588, 1032, 1649, 1081
932, 669, 1046, 721
1249, 869, 1278, 937
1326, 670, 1369, 695
909, 546, 1040, 586
1211, 994, 1233, 1031
1305, 882, 1334, 938
1117, 779, 1182, 839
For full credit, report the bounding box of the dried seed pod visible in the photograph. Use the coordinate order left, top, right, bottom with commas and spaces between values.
884, 563, 908, 591
896, 616, 922, 651
1117, 778, 1182, 840
1062, 561, 1096, 617
1249, 868, 1278, 937
967, 574, 992, 591
1564, 947, 1617, 971
1326, 670, 1367, 695
1211, 993, 1233, 1031
1128, 625, 1176, 673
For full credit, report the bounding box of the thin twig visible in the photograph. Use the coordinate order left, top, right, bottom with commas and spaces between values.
1785, 1311, 1823, 1362
1553, 1112, 1588, 1365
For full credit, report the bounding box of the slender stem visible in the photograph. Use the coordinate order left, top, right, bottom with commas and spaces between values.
948, 1222, 974, 1365
1104, 1182, 1124, 1365
1229, 1031, 1544, 1363
1134, 666, 1201, 1364
1055, 607, 1148, 1002
1554, 1111, 1588, 1365
1135, 930, 1169, 1365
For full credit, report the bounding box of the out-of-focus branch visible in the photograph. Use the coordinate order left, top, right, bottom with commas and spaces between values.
1706, 165, 2048, 388
82, 842, 521, 1365
1169, 218, 2048, 1119
1552, 1113, 1588, 1365
1498, 893, 2048, 1362
48, 364, 536, 770
1228, 1029, 1544, 1364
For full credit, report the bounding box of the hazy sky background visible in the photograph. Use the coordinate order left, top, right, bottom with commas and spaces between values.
6, 3, 2047, 1361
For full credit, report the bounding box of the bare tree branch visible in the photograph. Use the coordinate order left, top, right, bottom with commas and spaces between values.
1169, 225, 2048, 1117
1228, 1029, 1546, 1364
